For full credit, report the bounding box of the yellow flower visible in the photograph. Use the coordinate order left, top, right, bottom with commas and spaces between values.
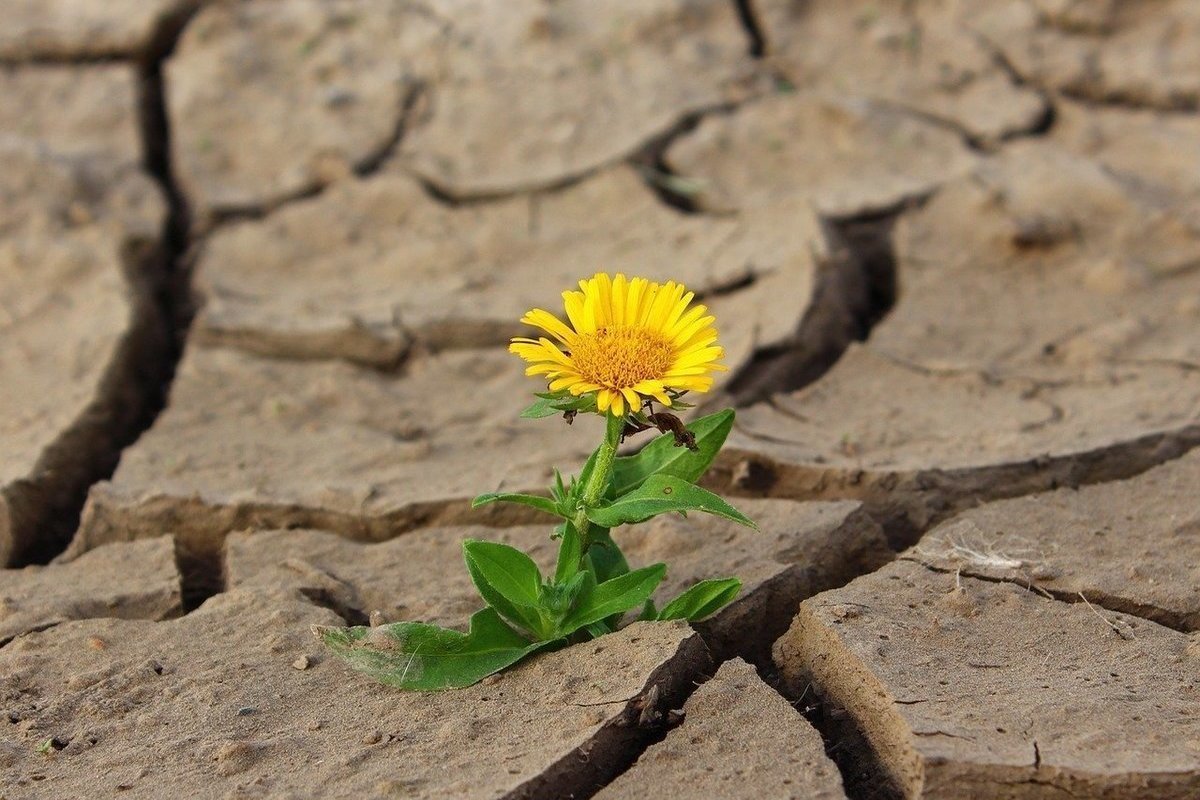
510, 273, 727, 416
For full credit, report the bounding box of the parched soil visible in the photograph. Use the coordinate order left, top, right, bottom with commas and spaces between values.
1, 1, 1198, 798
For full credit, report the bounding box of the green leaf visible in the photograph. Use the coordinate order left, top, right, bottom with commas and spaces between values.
584, 621, 611, 638
316, 607, 548, 691
462, 540, 547, 636
657, 578, 742, 622
561, 563, 667, 633
584, 528, 630, 582
471, 492, 562, 518
521, 391, 599, 419
610, 409, 734, 496
574, 443, 611, 504
585, 475, 758, 529
554, 521, 584, 583
520, 396, 565, 419
638, 598, 658, 621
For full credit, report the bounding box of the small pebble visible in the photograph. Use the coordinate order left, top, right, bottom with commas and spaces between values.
86, 637, 107, 651
292, 655, 310, 670
361, 730, 382, 745
236, 707, 257, 716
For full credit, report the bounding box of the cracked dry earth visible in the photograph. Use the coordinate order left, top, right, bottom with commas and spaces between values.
1, 0, 1198, 798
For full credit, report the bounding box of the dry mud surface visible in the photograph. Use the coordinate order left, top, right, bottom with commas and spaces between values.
1, 1, 1199, 798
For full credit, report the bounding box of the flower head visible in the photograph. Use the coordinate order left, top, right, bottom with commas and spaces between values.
510, 273, 727, 416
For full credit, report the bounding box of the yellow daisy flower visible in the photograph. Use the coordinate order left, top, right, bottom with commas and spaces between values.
510, 272, 727, 417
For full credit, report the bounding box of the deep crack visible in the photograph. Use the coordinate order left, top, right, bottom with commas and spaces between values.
11, 6, 199, 569
732, 0, 766, 58
724, 206, 902, 406
628, 103, 740, 214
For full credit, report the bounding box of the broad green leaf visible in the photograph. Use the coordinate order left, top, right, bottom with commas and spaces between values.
463, 540, 546, 636
582, 528, 633, 629
610, 409, 734, 496
554, 521, 584, 583
520, 397, 560, 418
657, 578, 742, 622
471, 492, 562, 518
316, 607, 547, 691
561, 563, 667, 633
584, 528, 630, 583
584, 621, 611, 638
585, 475, 758, 529
638, 598, 658, 621
521, 392, 598, 419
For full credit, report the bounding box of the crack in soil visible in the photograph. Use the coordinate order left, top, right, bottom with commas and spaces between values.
500, 631, 712, 800
764, 659, 905, 800
9, 9, 197, 570
204, 79, 428, 229
723, 205, 902, 407
627, 102, 742, 214
732, 0, 766, 58
4, 54, 191, 566
904, 557, 1196, 633
712, 420, 1200, 550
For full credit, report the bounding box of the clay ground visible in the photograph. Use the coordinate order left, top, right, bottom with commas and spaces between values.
2, 1, 1199, 798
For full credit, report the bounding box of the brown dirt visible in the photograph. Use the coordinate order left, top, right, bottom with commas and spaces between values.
595, 658, 848, 800
1, 539, 180, 646
0, 0, 198, 61
0, 142, 169, 566
774, 559, 1200, 799
0, 589, 708, 799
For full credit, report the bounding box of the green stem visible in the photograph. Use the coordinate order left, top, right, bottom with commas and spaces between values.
571, 412, 624, 556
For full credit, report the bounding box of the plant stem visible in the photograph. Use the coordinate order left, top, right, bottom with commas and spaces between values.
571, 412, 624, 556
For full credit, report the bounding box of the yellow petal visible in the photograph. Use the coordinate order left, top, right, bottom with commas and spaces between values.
672, 314, 716, 347
610, 390, 625, 416
662, 290, 696, 332
677, 328, 719, 352
621, 387, 641, 412
597, 389, 613, 413
592, 273, 613, 327
665, 365, 717, 377
625, 276, 646, 326
521, 308, 576, 346
645, 281, 679, 332
611, 273, 628, 326
562, 290, 589, 334
665, 376, 715, 392
636, 281, 660, 326
674, 346, 725, 370
667, 304, 708, 338
632, 380, 672, 404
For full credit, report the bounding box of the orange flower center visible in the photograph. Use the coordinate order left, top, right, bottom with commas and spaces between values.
571, 326, 675, 389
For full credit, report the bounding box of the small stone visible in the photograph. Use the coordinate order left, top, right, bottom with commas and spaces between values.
236, 707, 257, 717
360, 731, 382, 746
291, 655, 310, 671
86, 637, 107, 650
